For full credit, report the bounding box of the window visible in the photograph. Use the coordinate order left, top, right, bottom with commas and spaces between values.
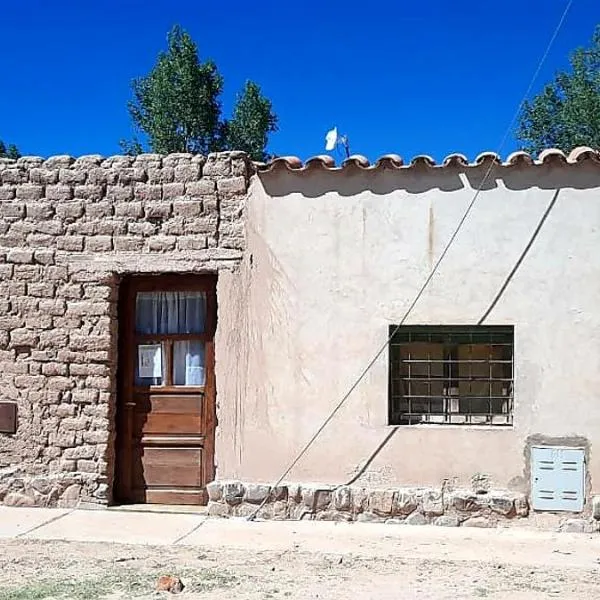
134, 291, 207, 387
388, 325, 514, 426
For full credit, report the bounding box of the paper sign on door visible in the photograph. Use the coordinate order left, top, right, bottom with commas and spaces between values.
138, 344, 162, 378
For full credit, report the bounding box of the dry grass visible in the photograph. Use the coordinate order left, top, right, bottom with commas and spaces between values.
0, 538, 596, 599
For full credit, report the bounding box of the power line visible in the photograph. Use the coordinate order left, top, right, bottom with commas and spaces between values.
247, 0, 575, 521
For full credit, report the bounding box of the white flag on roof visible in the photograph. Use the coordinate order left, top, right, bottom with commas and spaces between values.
325, 127, 338, 151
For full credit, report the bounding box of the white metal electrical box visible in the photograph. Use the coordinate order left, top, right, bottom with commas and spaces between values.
530, 446, 585, 512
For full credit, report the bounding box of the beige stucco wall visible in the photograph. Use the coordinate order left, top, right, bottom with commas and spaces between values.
215, 160, 600, 495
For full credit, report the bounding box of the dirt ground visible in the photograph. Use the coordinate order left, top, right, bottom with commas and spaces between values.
0, 533, 599, 600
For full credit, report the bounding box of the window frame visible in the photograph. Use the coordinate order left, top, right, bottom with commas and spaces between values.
125, 274, 217, 393
388, 325, 514, 427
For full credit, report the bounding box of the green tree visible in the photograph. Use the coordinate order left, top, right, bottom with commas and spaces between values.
517, 25, 600, 154
123, 25, 277, 160
124, 25, 223, 154
0, 140, 21, 159
225, 81, 278, 161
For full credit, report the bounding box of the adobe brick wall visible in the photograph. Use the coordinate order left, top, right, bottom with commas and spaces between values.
0, 151, 250, 507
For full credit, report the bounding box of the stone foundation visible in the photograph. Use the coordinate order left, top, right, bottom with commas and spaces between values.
0, 466, 103, 507
207, 481, 532, 527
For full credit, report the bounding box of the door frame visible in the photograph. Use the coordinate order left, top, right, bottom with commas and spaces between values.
114, 273, 218, 504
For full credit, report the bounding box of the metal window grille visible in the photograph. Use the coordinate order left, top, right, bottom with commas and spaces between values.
388, 325, 514, 426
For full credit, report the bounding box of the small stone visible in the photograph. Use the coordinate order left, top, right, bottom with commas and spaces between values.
232, 503, 257, 518
422, 490, 444, 516
77, 460, 97, 473
433, 515, 460, 527
369, 489, 395, 517
0, 467, 20, 482
356, 512, 384, 523
333, 486, 352, 511
271, 500, 289, 520
3, 492, 35, 507
351, 487, 369, 514
301, 486, 333, 511
270, 485, 288, 502
289, 504, 312, 521
156, 575, 184, 594
315, 510, 353, 522
207, 501, 231, 517
394, 490, 418, 516
449, 490, 487, 512
58, 484, 82, 508
514, 494, 529, 517
94, 484, 108, 500
315, 489, 332, 511
244, 484, 271, 504
222, 481, 244, 506
287, 484, 302, 503
217, 176, 246, 196
29, 477, 52, 495
206, 481, 223, 502
301, 486, 317, 510
463, 516, 493, 528
489, 492, 515, 516
405, 511, 429, 526
560, 519, 597, 534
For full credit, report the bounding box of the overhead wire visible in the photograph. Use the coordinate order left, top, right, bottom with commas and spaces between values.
246, 0, 575, 521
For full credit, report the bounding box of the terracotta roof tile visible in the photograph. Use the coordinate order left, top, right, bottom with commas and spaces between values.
474, 152, 502, 165
505, 151, 534, 166
538, 148, 568, 163
374, 154, 404, 168
255, 147, 600, 173
409, 155, 436, 167
341, 155, 370, 169
442, 153, 469, 167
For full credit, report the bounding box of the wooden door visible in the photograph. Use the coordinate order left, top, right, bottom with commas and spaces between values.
115, 275, 217, 505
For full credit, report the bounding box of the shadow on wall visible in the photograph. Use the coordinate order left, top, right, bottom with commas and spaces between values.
258, 162, 600, 198
345, 427, 399, 486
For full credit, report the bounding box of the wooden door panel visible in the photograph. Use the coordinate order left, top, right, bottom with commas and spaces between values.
136, 413, 203, 436
130, 488, 207, 505
143, 394, 205, 415
133, 447, 204, 488
133, 393, 205, 435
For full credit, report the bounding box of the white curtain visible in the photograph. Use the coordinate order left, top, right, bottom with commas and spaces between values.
173, 341, 205, 385
135, 292, 206, 386
135, 291, 206, 334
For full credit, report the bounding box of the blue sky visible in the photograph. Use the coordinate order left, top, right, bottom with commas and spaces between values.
1, 1, 598, 162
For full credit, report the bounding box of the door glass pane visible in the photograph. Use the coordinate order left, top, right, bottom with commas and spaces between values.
135, 342, 165, 386
135, 291, 206, 334
173, 340, 205, 386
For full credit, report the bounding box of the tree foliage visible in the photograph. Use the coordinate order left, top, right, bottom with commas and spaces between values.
0, 140, 21, 159
517, 25, 600, 154
123, 26, 278, 161
224, 81, 278, 162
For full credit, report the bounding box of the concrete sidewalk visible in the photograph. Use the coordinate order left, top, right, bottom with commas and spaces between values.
2, 506, 600, 570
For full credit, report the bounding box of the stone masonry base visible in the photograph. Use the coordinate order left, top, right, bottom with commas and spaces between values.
0, 467, 105, 508
207, 480, 600, 532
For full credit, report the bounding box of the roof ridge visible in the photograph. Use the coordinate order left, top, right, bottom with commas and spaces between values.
254, 147, 600, 172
